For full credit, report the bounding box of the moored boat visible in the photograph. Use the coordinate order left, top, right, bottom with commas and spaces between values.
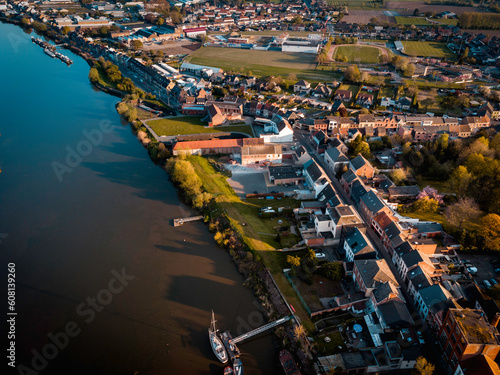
279, 350, 301, 375
43, 48, 55, 58
233, 358, 243, 375
209, 310, 228, 364
223, 366, 234, 375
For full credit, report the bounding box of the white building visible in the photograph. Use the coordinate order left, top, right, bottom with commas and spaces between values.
282, 39, 320, 54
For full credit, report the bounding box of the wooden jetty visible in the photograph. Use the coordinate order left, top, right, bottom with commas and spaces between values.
173, 216, 203, 227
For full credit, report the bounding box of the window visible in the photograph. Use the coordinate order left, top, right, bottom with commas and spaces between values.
451, 333, 457, 345
445, 323, 452, 334
445, 343, 452, 358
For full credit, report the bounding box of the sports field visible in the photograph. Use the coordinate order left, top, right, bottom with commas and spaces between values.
401, 41, 455, 59
147, 116, 253, 137
187, 46, 338, 81
334, 45, 382, 64
395, 16, 458, 26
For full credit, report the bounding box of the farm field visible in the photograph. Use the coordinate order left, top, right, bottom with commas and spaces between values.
401, 41, 455, 59
342, 9, 397, 24
386, 2, 489, 15
147, 116, 253, 136
334, 45, 383, 64
187, 46, 337, 81
395, 16, 433, 25
238, 30, 318, 37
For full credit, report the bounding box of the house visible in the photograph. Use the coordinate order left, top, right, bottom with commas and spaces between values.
454, 354, 500, 375
317, 184, 343, 208
324, 147, 350, 175
357, 93, 374, 108
380, 97, 396, 107
414, 283, 452, 320
334, 89, 353, 102
312, 83, 332, 98
268, 166, 303, 185
206, 104, 226, 126
343, 227, 377, 262
241, 144, 282, 165
329, 205, 363, 238
439, 309, 500, 374
303, 159, 329, 198
397, 97, 412, 111
359, 190, 391, 223
294, 79, 311, 94
172, 139, 242, 156
350, 154, 375, 179
259, 118, 294, 143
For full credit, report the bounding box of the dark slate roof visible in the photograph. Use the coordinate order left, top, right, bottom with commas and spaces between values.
373, 282, 400, 303
408, 266, 432, 292
402, 250, 424, 269
379, 178, 395, 190
277, 118, 291, 132
296, 145, 306, 158
359, 190, 386, 213
342, 169, 357, 184
395, 241, 414, 257
350, 180, 369, 204
355, 259, 398, 289
377, 300, 414, 328
304, 159, 323, 182
318, 184, 342, 207
350, 154, 371, 171
346, 227, 375, 256
419, 284, 450, 308
295, 79, 310, 87
384, 221, 402, 241
325, 147, 342, 162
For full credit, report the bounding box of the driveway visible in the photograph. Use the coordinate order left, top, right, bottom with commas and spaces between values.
227, 169, 268, 197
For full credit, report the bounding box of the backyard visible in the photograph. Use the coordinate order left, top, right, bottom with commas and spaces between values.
187, 46, 338, 82
147, 116, 254, 136
401, 41, 455, 59
334, 45, 382, 64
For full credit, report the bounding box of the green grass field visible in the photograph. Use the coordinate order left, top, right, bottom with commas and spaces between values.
337, 84, 360, 93
239, 30, 319, 37
334, 45, 382, 64
147, 116, 253, 136
401, 41, 455, 59
187, 46, 337, 82
437, 18, 458, 26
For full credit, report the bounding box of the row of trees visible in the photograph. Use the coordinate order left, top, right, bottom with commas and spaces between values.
166, 157, 213, 209
459, 12, 500, 29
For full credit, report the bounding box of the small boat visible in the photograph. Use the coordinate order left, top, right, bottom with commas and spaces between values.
279, 350, 301, 375
209, 310, 228, 364
223, 366, 234, 375
233, 358, 243, 375
44, 48, 55, 58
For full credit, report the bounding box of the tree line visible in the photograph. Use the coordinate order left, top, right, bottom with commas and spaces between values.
459, 12, 500, 30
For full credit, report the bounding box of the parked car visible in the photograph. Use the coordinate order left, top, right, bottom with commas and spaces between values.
467, 266, 478, 276
490, 279, 498, 286
315, 253, 326, 260
494, 268, 500, 274
483, 280, 492, 289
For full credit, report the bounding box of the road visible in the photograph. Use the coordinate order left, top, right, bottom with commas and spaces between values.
294, 129, 446, 372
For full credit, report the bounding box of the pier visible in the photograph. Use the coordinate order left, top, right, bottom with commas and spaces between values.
173, 215, 203, 227
229, 315, 293, 344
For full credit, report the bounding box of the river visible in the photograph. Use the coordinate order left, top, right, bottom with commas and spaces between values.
0, 23, 279, 375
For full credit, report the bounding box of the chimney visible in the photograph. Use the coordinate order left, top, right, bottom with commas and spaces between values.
491, 312, 500, 328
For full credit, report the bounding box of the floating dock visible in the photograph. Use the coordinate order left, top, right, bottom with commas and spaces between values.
173, 215, 203, 227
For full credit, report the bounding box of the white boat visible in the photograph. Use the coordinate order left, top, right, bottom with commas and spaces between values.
209, 310, 228, 363
43, 48, 55, 58
233, 358, 244, 375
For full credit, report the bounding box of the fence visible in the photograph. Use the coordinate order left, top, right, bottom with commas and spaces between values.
284, 271, 312, 316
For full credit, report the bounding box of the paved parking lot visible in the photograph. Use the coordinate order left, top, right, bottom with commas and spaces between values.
459, 254, 500, 288
227, 171, 267, 197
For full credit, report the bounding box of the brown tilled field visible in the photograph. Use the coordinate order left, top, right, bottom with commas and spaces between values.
342, 10, 396, 24
141, 41, 201, 55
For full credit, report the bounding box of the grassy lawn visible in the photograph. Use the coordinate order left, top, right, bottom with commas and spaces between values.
379, 85, 395, 99
403, 78, 465, 90
187, 156, 315, 331
437, 18, 458, 26
187, 47, 337, 82
337, 84, 360, 92
334, 45, 382, 64
147, 116, 253, 136
401, 41, 455, 59
362, 39, 388, 43
316, 331, 346, 355
402, 211, 446, 225
293, 274, 344, 313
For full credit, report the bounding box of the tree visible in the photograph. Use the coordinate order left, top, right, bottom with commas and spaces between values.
445, 197, 482, 230
287, 255, 301, 267
344, 64, 361, 82
391, 168, 408, 185
404, 63, 416, 78
292, 15, 303, 24
61, 26, 71, 35
447, 166, 473, 196
420, 98, 434, 111
88, 67, 99, 83
415, 357, 435, 375
156, 17, 165, 25
412, 197, 439, 213
480, 214, 500, 251
131, 40, 143, 50
320, 262, 343, 281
